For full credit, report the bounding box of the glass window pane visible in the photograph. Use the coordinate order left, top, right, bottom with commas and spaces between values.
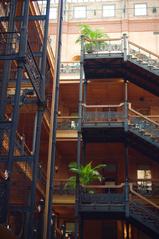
50, 7, 57, 19
74, 6, 86, 19
103, 5, 115, 17
135, 4, 147, 16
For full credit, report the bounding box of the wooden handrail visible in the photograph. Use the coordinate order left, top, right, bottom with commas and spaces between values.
128, 40, 159, 59
129, 183, 159, 209
58, 116, 79, 119
129, 106, 159, 127
84, 37, 122, 43
82, 183, 125, 189
82, 103, 124, 108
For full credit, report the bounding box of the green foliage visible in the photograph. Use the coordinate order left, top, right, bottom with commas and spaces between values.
76, 24, 108, 52
66, 161, 106, 189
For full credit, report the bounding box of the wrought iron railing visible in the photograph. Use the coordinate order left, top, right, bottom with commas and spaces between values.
128, 41, 159, 69
131, 180, 159, 196
0, 31, 20, 56
83, 36, 159, 72
82, 103, 125, 123
60, 62, 80, 74
57, 116, 79, 130
79, 183, 125, 205
83, 37, 123, 55
128, 106, 159, 143
25, 43, 42, 100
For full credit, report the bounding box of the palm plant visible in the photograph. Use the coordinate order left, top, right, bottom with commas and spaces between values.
76, 24, 108, 53
66, 161, 106, 189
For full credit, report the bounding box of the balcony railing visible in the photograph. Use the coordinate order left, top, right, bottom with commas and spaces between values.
83, 37, 123, 55
57, 116, 79, 130
60, 62, 80, 74
82, 103, 125, 123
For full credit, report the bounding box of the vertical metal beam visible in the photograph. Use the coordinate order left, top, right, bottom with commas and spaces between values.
40, 0, 51, 101
43, 1, 64, 238
7, 0, 30, 173
0, 0, 17, 119
75, 35, 84, 239
124, 80, 128, 132
27, 1, 51, 238
123, 33, 128, 61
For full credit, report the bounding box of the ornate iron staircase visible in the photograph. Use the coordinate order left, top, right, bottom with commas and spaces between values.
83, 35, 159, 96
78, 183, 159, 237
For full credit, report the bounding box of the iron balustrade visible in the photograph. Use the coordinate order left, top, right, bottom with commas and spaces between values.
83, 37, 123, 55
0, 31, 20, 56
79, 183, 125, 205
82, 103, 125, 123
131, 180, 159, 196
128, 41, 159, 69
60, 62, 80, 74
25, 43, 43, 101
82, 36, 159, 72
57, 117, 79, 130
128, 107, 159, 144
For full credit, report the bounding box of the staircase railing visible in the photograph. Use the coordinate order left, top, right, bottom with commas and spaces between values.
128, 41, 159, 69
128, 106, 159, 143
83, 35, 159, 71
129, 183, 159, 234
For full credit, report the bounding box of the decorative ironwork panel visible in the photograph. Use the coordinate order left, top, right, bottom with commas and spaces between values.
80, 192, 124, 204
24, 43, 42, 101
60, 62, 80, 74
0, 32, 20, 56
130, 201, 159, 235
0, 122, 11, 156
83, 111, 124, 123
57, 118, 78, 130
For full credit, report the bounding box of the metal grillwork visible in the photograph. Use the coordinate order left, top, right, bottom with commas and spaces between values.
128, 41, 159, 70
0, 32, 20, 56
24, 43, 42, 101
60, 62, 80, 74
83, 38, 123, 55
82, 103, 125, 123
57, 117, 78, 130
130, 201, 159, 235
129, 107, 159, 144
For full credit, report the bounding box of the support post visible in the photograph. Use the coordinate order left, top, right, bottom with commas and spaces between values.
124, 80, 128, 132
124, 142, 129, 218
43, 1, 64, 238
123, 33, 128, 61
75, 35, 85, 239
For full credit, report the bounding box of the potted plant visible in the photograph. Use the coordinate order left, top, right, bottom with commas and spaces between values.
75, 24, 108, 53
65, 161, 106, 191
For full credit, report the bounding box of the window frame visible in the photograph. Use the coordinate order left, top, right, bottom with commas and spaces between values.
134, 3, 147, 16
49, 7, 57, 20
102, 4, 115, 18
73, 5, 87, 19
